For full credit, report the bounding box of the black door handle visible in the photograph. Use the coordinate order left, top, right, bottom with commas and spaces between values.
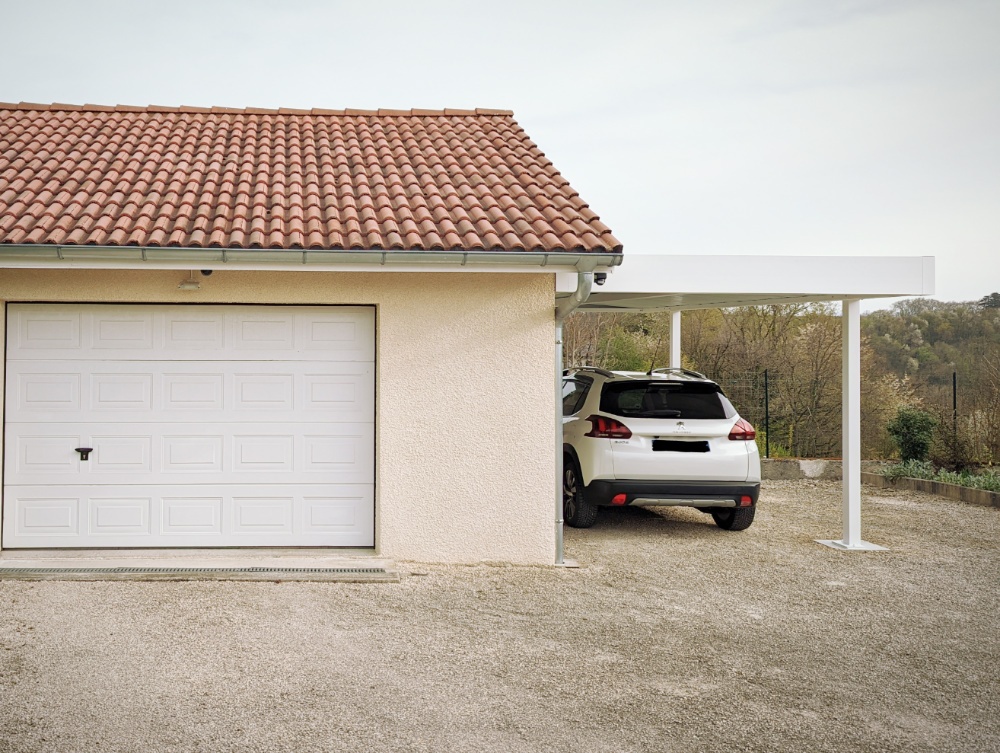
75, 447, 93, 461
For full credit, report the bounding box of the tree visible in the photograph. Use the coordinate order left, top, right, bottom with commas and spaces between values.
978, 292, 1000, 309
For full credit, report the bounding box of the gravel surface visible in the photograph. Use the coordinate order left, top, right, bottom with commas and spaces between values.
1, 480, 998, 753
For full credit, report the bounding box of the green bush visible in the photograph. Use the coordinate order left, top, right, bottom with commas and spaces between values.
882, 459, 935, 480
887, 407, 938, 462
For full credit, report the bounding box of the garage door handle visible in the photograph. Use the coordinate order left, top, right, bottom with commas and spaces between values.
75, 447, 93, 461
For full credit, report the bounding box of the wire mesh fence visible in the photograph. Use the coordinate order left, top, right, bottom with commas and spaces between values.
711, 369, 998, 463
712, 370, 843, 459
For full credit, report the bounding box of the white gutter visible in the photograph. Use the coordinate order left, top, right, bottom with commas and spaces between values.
554, 272, 594, 565
0, 244, 623, 273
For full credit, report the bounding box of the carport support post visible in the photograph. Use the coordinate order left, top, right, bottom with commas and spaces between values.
817, 299, 887, 551
669, 310, 681, 369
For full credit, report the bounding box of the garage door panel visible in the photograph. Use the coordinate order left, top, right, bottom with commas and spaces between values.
13, 371, 82, 413
13, 310, 81, 352
5, 423, 374, 485
2, 485, 374, 547
8, 305, 374, 361
93, 373, 153, 411
4, 304, 375, 549
166, 311, 225, 350
93, 312, 154, 351
9, 434, 84, 475
6, 362, 373, 423
91, 497, 152, 534
8, 496, 80, 536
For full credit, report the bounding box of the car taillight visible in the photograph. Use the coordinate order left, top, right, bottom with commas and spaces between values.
584, 415, 633, 439
728, 418, 756, 441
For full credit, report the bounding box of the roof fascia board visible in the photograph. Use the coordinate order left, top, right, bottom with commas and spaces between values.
0, 245, 623, 273
568, 254, 936, 312
581, 294, 874, 312
587, 254, 936, 297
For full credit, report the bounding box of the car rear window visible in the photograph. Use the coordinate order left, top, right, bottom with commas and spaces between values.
561, 377, 592, 416
600, 381, 736, 419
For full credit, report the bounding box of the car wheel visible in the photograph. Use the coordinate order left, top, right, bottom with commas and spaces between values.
711, 506, 756, 531
563, 456, 598, 528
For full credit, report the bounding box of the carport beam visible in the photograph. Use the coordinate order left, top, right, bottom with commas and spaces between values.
817, 299, 887, 551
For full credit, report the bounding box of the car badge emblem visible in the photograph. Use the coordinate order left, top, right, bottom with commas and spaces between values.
675, 422, 687, 431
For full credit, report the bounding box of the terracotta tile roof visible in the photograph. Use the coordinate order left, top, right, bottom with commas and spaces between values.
0, 103, 621, 253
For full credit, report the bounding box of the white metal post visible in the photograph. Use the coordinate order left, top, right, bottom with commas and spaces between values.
555, 319, 565, 564
817, 299, 887, 551
670, 310, 681, 369
842, 298, 862, 545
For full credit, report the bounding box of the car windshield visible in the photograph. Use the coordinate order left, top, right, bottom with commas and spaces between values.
600, 381, 735, 419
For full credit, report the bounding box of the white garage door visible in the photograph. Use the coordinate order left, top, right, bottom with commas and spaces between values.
2, 304, 375, 548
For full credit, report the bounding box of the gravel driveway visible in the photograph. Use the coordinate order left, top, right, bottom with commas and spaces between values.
1, 480, 998, 753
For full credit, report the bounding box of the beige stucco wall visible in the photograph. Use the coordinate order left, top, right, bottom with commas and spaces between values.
0, 269, 557, 564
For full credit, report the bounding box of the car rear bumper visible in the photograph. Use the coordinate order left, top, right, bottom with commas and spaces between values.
583, 480, 760, 508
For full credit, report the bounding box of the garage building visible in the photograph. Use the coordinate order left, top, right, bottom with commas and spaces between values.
0, 103, 622, 564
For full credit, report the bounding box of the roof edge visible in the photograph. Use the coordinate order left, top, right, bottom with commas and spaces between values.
0, 102, 516, 117
0, 244, 623, 273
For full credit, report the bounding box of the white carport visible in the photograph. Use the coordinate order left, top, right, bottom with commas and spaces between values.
555, 254, 935, 562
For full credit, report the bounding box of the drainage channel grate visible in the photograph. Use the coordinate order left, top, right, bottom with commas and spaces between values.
0, 566, 398, 581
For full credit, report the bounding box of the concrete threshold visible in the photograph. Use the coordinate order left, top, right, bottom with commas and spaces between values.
0, 548, 400, 582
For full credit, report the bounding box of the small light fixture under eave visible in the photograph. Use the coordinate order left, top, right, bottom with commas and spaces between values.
177, 271, 201, 291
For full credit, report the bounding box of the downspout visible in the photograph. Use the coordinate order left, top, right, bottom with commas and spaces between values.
554, 272, 594, 565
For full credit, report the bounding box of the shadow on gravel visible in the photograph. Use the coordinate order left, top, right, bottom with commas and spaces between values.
579, 505, 721, 539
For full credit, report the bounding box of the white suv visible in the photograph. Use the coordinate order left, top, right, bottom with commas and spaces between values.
562, 367, 761, 530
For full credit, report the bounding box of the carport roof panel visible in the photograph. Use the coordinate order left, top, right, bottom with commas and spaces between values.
573, 254, 935, 311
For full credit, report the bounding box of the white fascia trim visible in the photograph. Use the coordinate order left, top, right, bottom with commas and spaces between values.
0, 245, 624, 274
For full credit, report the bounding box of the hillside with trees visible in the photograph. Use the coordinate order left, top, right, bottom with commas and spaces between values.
563, 294, 1000, 466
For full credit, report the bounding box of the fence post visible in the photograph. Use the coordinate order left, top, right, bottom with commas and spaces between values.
763, 368, 770, 459
953, 370, 958, 438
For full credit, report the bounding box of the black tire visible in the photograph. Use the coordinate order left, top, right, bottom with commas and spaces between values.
563, 456, 598, 528
711, 506, 756, 531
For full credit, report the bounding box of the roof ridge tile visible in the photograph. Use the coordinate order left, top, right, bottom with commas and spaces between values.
0, 103, 518, 119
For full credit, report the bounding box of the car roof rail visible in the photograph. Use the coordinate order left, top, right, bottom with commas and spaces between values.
565, 365, 616, 378
649, 367, 709, 380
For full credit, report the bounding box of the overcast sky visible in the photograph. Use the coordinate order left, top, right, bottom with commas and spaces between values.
2, 0, 997, 305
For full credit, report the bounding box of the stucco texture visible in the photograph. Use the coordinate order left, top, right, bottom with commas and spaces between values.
0, 269, 556, 564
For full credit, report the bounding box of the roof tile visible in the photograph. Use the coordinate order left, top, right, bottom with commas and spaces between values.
0, 104, 622, 254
